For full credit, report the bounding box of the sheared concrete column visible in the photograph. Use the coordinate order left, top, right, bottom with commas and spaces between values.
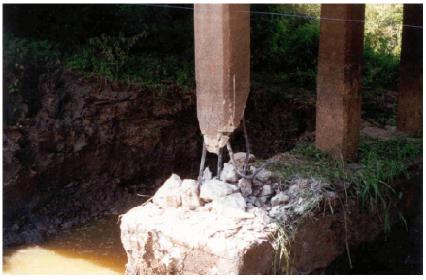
397, 4, 423, 135
194, 4, 250, 154
315, 4, 365, 161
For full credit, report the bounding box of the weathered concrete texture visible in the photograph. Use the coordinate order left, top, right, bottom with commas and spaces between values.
315, 4, 365, 161
397, 4, 423, 135
120, 202, 276, 274
289, 200, 382, 274
120, 162, 385, 274
194, 4, 250, 154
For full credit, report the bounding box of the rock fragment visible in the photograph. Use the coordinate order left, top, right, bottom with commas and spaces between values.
261, 185, 274, 197
238, 178, 252, 197
255, 169, 272, 182
153, 174, 182, 208
203, 167, 213, 181
220, 163, 239, 183
249, 207, 271, 224
268, 205, 287, 222
271, 192, 290, 207
212, 192, 246, 211
231, 152, 255, 169
289, 184, 299, 194
200, 179, 238, 202
180, 179, 201, 210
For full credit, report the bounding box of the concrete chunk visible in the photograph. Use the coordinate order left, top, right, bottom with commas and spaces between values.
152, 174, 182, 208
220, 163, 239, 183
271, 192, 290, 207
180, 179, 201, 210
200, 179, 238, 202
212, 192, 246, 211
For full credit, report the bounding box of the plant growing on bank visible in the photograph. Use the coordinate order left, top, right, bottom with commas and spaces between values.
66, 32, 146, 81
267, 136, 421, 272
3, 34, 61, 124
270, 137, 422, 233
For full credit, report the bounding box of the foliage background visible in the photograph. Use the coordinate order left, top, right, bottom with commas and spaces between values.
4, 4, 404, 124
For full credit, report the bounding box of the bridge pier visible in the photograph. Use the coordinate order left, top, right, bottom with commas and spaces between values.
397, 4, 423, 135
314, 4, 366, 161
194, 4, 251, 154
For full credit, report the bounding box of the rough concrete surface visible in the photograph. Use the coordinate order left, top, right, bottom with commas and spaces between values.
120, 159, 384, 275
397, 4, 423, 134
194, 4, 250, 154
315, 4, 365, 161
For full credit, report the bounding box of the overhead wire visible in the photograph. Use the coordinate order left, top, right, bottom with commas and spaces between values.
139, 3, 422, 30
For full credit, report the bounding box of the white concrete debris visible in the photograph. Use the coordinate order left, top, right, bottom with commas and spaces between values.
121, 154, 334, 274
231, 152, 255, 169
268, 205, 287, 222
203, 167, 213, 181
288, 183, 299, 195
152, 174, 182, 208
212, 192, 246, 211
220, 162, 239, 183
238, 178, 252, 197
180, 179, 201, 209
120, 200, 277, 274
261, 185, 274, 197
271, 192, 290, 207
254, 169, 272, 182
200, 179, 239, 202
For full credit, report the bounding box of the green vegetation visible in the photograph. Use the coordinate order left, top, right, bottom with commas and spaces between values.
4, 4, 404, 93
2, 4, 409, 132
3, 34, 61, 124
270, 137, 422, 233
251, 4, 321, 90
268, 136, 421, 274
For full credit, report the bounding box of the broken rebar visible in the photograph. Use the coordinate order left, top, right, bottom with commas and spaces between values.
226, 141, 255, 180
226, 141, 276, 182
217, 147, 223, 178
197, 141, 207, 184
242, 117, 251, 174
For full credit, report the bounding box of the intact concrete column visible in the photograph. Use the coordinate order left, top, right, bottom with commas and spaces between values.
397, 4, 423, 135
194, 4, 250, 154
315, 4, 365, 161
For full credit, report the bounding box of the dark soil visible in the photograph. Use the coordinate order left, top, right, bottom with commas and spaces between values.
3, 68, 316, 248
324, 172, 423, 274
2, 66, 421, 275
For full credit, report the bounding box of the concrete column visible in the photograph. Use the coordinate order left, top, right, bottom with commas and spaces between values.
397, 4, 423, 135
194, 4, 250, 154
315, 4, 365, 161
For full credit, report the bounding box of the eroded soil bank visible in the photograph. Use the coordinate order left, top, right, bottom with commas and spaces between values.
3, 67, 421, 275
3, 68, 315, 248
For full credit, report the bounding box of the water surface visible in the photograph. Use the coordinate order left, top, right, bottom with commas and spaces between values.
3, 215, 126, 274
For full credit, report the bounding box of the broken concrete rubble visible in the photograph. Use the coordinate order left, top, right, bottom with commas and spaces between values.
152, 174, 182, 208
238, 178, 252, 197
261, 185, 274, 197
202, 167, 213, 181
200, 179, 238, 202
180, 179, 201, 210
271, 192, 289, 207
220, 162, 239, 183
254, 169, 272, 183
120, 154, 384, 274
231, 152, 256, 169
212, 192, 246, 211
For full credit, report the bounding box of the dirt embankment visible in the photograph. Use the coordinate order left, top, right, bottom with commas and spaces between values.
3, 69, 316, 248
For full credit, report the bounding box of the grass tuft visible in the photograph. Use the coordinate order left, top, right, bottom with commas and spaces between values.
270, 137, 422, 233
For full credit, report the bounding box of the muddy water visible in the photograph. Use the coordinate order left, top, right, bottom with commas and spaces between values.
3, 215, 127, 274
